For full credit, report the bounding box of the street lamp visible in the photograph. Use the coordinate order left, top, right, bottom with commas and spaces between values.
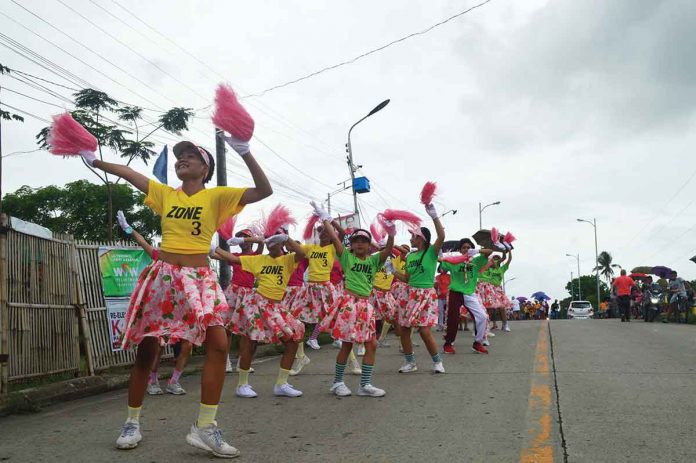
478, 201, 501, 229
577, 218, 600, 311
566, 253, 581, 300
503, 276, 517, 293
346, 99, 390, 215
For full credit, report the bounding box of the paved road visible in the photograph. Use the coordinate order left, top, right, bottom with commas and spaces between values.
1, 320, 694, 462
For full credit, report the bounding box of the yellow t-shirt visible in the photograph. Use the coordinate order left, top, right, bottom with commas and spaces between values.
303, 243, 336, 282
373, 261, 394, 291
145, 180, 246, 254
393, 256, 405, 273
240, 253, 298, 300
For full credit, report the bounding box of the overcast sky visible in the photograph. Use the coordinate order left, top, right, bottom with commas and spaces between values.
2, 0, 696, 300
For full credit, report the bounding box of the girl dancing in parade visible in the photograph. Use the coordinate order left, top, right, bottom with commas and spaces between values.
315, 202, 395, 397
215, 206, 307, 399
477, 251, 513, 332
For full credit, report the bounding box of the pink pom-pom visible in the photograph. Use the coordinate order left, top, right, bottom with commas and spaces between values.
211, 84, 254, 142
504, 231, 516, 244
442, 254, 471, 265
217, 215, 237, 241
370, 221, 385, 244
379, 209, 422, 230
263, 204, 297, 237
491, 227, 499, 243
302, 215, 321, 240
47, 112, 98, 155
420, 181, 437, 205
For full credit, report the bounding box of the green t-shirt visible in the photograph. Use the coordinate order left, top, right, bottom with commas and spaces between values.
441, 254, 489, 295
405, 246, 438, 288
339, 251, 382, 297
479, 263, 508, 287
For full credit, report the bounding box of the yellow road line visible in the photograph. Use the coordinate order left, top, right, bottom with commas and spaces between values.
520, 322, 554, 463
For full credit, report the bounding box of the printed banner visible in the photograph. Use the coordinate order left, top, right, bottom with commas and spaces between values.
98, 247, 152, 297
106, 297, 130, 351
337, 213, 361, 247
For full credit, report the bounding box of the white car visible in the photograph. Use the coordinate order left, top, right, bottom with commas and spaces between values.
567, 301, 594, 319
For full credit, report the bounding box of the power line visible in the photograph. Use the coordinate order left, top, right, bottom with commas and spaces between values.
0, 102, 50, 123
244, 0, 494, 98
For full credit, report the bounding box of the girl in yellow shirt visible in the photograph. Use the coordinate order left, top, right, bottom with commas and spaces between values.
214, 212, 307, 399
73, 133, 271, 457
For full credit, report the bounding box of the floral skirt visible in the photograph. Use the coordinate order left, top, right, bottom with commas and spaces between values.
398, 287, 438, 328
290, 281, 334, 324
222, 284, 255, 327
319, 292, 376, 343
476, 282, 512, 309
122, 261, 227, 349
369, 289, 397, 322
391, 280, 409, 307
283, 285, 302, 311
229, 292, 305, 344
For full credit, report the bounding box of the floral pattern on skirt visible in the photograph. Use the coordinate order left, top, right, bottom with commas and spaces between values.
283, 285, 302, 311
319, 292, 376, 343
476, 282, 512, 309
122, 261, 227, 349
391, 280, 409, 307
222, 284, 255, 327
398, 287, 438, 328
290, 281, 334, 324
369, 289, 397, 322
229, 291, 305, 344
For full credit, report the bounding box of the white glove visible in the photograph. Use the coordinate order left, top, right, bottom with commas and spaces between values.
503, 242, 512, 251
222, 134, 250, 156
116, 210, 132, 234
226, 237, 246, 247
265, 234, 289, 246
495, 241, 507, 251
466, 249, 480, 257
310, 200, 332, 222
79, 150, 97, 167
438, 250, 444, 259
209, 243, 218, 257
383, 219, 396, 237
384, 259, 395, 275
425, 203, 438, 219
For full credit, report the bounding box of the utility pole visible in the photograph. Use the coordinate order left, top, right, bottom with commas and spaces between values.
327, 192, 331, 215
215, 128, 230, 289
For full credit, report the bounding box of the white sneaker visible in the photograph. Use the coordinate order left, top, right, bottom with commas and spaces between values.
116, 419, 142, 449
330, 381, 352, 397
482, 339, 490, 346
357, 384, 386, 397
349, 360, 362, 375
398, 362, 418, 373
235, 384, 257, 398
273, 383, 303, 397
355, 344, 366, 356
146, 382, 163, 395
225, 356, 233, 373
186, 422, 240, 458
487, 331, 496, 337
432, 361, 445, 374
289, 355, 311, 376
166, 381, 186, 395
503, 325, 511, 332
306, 339, 321, 350
332, 340, 343, 349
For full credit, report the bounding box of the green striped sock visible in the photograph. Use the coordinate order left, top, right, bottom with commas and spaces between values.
405, 353, 416, 364
431, 353, 442, 363
334, 362, 346, 384
360, 363, 374, 387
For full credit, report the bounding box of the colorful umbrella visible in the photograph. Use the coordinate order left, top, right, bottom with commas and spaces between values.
516, 296, 528, 302
631, 266, 653, 274
531, 291, 550, 300
651, 266, 673, 278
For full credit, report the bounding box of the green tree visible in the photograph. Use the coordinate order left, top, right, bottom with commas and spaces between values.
35, 89, 194, 240
593, 251, 622, 284
0, 64, 25, 122
565, 274, 610, 310
2, 181, 160, 241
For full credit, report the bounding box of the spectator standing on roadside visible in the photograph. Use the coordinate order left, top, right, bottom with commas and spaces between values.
612, 270, 635, 322
550, 300, 559, 320
434, 266, 451, 331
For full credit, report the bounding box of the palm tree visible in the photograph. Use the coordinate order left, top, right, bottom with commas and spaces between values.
593, 251, 622, 284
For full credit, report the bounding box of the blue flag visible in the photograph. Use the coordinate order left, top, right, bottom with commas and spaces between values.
152, 145, 168, 184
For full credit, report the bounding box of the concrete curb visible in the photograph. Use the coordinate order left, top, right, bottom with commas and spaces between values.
0, 343, 285, 417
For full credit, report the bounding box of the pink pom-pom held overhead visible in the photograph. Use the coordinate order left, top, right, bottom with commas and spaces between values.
263, 204, 297, 237
379, 209, 422, 230
211, 84, 254, 142
420, 181, 437, 206
442, 254, 472, 265
47, 112, 98, 156
370, 221, 385, 244
302, 215, 321, 241
490, 227, 499, 243
504, 231, 516, 244
217, 215, 237, 242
